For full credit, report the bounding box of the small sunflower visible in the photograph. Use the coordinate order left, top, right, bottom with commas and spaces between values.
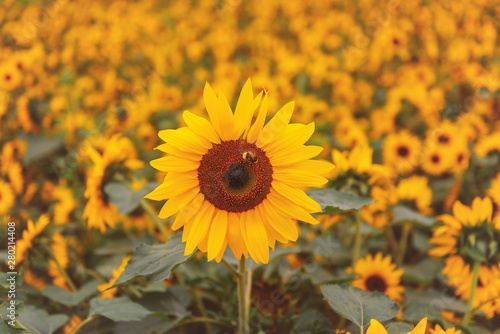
146, 79, 334, 264
429, 196, 500, 261
0, 180, 15, 216
429, 324, 461, 334
382, 130, 422, 174
421, 146, 451, 176
348, 252, 405, 302
396, 175, 432, 215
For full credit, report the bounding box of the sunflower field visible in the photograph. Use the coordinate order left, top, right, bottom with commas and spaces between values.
1, 0, 500, 333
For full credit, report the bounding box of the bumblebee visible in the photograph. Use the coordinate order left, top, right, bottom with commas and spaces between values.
243, 151, 257, 162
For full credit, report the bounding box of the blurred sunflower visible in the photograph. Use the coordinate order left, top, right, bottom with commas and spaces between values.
16, 214, 50, 263
396, 175, 433, 215
382, 130, 421, 174
0, 180, 15, 216
347, 252, 405, 302
367, 317, 427, 334
146, 79, 334, 264
421, 146, 451, 176
429, 197, 500, 260
429, 324, 462, 334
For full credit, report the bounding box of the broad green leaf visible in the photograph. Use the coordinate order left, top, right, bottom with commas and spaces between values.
17, 306, 67, 334
307, 189, 374, 214
89, 297, 152, 322
291, 309, 330, 334
403, 258, 443, 284
321, 284, 400, 331
41, 280, 100, 306
20, 134, 63, 164
393, 205, 434, 226
104, 182, 159, 215
460, 247, 487, 263
0, 300, 25, 334
111, 233, 191, 288
386, 322, 414, 334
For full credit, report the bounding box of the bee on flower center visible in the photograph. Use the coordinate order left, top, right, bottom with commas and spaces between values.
243, 151, 257, 163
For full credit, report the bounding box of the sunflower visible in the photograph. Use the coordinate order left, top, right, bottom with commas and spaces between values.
98, 255, 132, 299
367, 317, 427, 334
429, 197, 500, 261
396, 175, 432, 215
0, 180, 15, 216
442, 256, 500, 318
146, 79, 334, 264
421, 146, 452, 177
348, 252, 405, 302
382, 130, 422, 174
429, 324, 461, 334
16, 214, 50, 263
475, 132, 500, 158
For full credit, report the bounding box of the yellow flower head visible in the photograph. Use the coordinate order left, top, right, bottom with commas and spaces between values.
382, 130, 422, 175
146, 79, 334, 264
348, 252, 405, 302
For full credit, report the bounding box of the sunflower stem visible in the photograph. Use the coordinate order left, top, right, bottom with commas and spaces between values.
44, 244, 77, 292
463, 260, 481, 326
352, 211, 363, 268
238, 256, 251, 334
140, 199, 169, 242
397, 222, 411, 264
221, 258, 242, 277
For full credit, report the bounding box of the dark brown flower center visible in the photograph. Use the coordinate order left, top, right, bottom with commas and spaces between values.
438, 135, 449, 144
365, 275, 387, 293
198, 139, 273, 212
397, 146, 409, 157
431, 154, 440, 163
5, 74, 11, 81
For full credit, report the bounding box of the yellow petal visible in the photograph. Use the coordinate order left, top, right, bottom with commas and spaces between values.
256, 101, 295, 147
158, 188, 199, 219
215, 238, 227, 263
280, 159, 335, 176
207, 209, 228, 261
272, 181, 322, 212
144, 178, 198, 201
243, 90, 263, 139
244, 209, 269, 264
150, 156, 200, 172
366, 319, 387, 334
269, 145, 324, 166
184, 203, 215, 255
265, 122, 315, 156
217, 92, 236, 140
273, 171, 329, 188
227, 212, 247, 259
155, 143, 202, 161
183, 110, 220, 144
158, 127, 211, 155
408, 318, 427, 334
268, 190, 320, 225
171, 193, 205, 230
234, 78, 254, 138
260, 200, 299, 241
247, 92, 268, 143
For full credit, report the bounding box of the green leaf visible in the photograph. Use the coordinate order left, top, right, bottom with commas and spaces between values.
89, 296, 152, 322
403, 258, 443, 284
20, 134, 63, 164
17, 306, 67, 334
0, 300, 25, 334
291, 309, 330, 334
104, 182, 159, 215
307, 189, 374, 214
41, 280, 100, 306
386, 322, 414, 334
111, 233, 191, 288
320, 284, 400, 331
393, 205, 434, 226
